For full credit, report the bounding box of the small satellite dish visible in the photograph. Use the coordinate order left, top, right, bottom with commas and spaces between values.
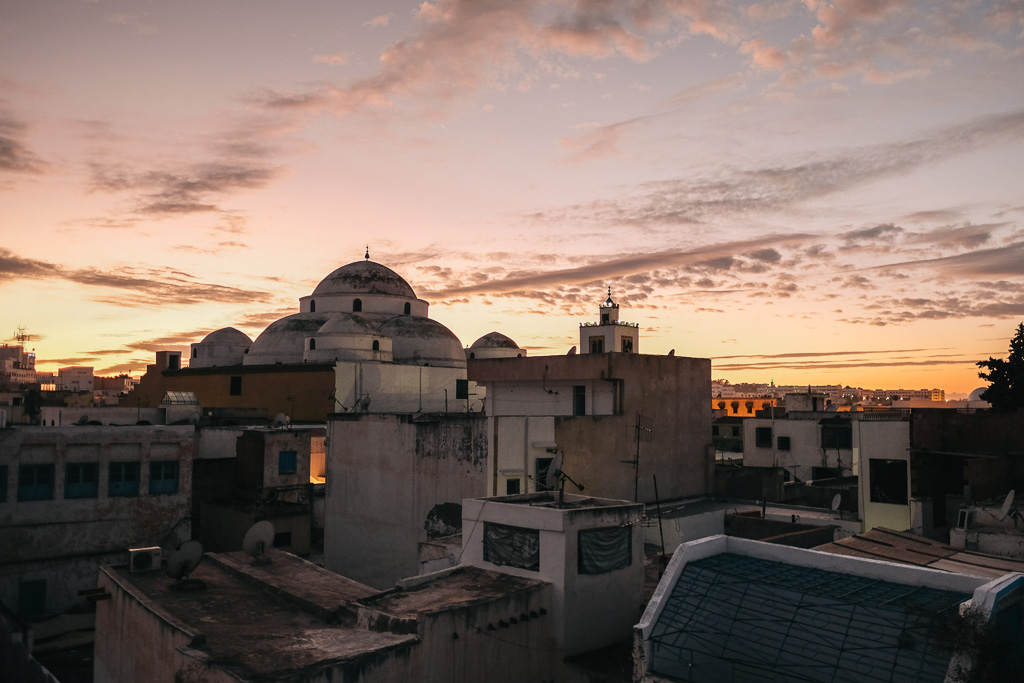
830, 494, 842, 512
545, 451, 564, 490
76, 415, 89, 426
567, 346, 577, 355
272, 413, 289, 427
667, 349, 675, 356
242, 521, 275, 565
166, 540, 206, 591
1000, 490, 1016, 520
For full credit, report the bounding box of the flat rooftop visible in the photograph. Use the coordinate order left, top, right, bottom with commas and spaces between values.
478, 491, 639, 510
104, 549, 548, 679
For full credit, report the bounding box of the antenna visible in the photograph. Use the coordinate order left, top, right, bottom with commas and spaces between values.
242, 521, 275, 565
165, 540, 206, 591
544, 449, 584, 507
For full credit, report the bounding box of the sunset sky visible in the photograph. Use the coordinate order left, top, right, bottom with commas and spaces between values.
2, 0, 1023, 396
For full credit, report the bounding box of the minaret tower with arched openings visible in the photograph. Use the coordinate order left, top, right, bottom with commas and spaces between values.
579, 287, 640, 354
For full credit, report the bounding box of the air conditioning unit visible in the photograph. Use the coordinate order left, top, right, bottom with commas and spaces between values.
129, 547, 162, 573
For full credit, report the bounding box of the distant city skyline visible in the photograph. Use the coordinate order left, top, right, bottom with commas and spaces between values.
2, 1, 1022, 394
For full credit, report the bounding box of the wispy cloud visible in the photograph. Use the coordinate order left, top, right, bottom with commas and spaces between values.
0, 104, 46, 180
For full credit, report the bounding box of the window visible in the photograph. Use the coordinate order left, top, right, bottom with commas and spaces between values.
109, 462, 140, 497
229, 376, 242, 396
483, 522, 539, 571
578, 526, 632, 574
535, 457, 553, 491
65, 463, 99, 499
573, 385, 586, 416
273, 531, 292, 548
404, 302, 411, 315
18, 464, 54, 501
0, 466, 6, 502
745, 401, 754, 414
352, 298, 362, 312
589, 336, 604, 353
309, 299, 316, 312
621, 337, 633, 352
372, 340, 380, 351
755, 427, 773, 448
278, 451, 297, 475
811, 467, 838, 480
712, 425, 719, 436
777, 436, 791, 451
17, 580, 46, 618
191, 348, 198, 358
821, 425, 852, 449
506, 478, 521, 495
168, 354, 180, 370
870, 459, 908, 504
149, 461, 179, 495
309, 338, 316, 350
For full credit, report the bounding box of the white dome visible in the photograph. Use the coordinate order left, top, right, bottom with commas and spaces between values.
189, 327, 252, 368
244, 312, 332, 365
378, 316, 466, 368
467, 331, 526, 360
968, 387, 989, 402
305, 313, 393, 363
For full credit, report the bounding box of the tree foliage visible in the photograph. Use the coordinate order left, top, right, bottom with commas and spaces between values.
977, 322, 1024, 411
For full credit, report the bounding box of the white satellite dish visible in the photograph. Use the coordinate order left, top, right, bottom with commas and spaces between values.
545, 451, 564, 490
271, 413, 290, 427
830, 494, 842, 512
242, 521, 275, 565
999, 490, 1016, 519
166, 540, 205, 590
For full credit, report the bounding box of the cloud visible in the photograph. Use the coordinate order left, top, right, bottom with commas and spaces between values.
314, 54, 348, 66
364, 13, 395, 28
868, 241, 1024, 278
0, 105, 46, 178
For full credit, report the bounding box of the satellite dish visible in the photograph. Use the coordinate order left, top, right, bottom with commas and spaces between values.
1000, 490, 1016, 520
545, 451, 564, 490
76, 415, 89, 426
272, 413, 289, 427
830, 494, 842, 512
567, 346, 577, 355
166, 540, 205, 591
242, 521, 275, 565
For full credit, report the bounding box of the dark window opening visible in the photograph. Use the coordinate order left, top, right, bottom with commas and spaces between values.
191, 348, 197, 358
469, 352, 475, 359
573, 385, 586, 416
309, 338, 316, 350
229, 376, 242, 396
506, 478, 521, 495
404, 302, 411, 314
731, 401, 740, 412
483, 522, 539, 571
0, 466, 6, 502
590, 337, 604, 353
777, 436, 791, 451
870, 459, 908, 504
167, 354, 180, 370
601, 313, 609, 323
65, 463, 99, 499
18, 464, 54, 501
309, 299, 316, 312
149, 461, 179, 495
279, 451, 297, 475
17, 580, 46, 618
621, 337, 634, 352
821, 425, 852, 449
745, 401, 754, 414
712, 425, 719, 436
273, 531, 292, 548
755, 427, 773, 448
578, 526, 632, 574
372, 340, 380, 351
109, 462, 140, 497
353, 298, 362, 312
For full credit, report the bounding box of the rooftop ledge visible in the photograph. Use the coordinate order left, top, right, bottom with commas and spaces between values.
579, 321, 639, 328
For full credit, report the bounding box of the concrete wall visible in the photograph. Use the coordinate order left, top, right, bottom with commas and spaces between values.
743, 416, 851, 483
461, 494, 644, 656
324, 413, 488, 588
334, 362, 484, 414
0, 426, 194, 616
857, 419, 912, 532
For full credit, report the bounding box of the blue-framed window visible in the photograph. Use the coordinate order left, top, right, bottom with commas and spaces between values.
18, 464, 54, 501
278, 451, 297, 475
65, 463, 99, 499
149, 461, 179, 495
109, 462, 140, 497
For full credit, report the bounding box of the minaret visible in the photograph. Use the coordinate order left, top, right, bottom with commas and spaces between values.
580, 287, 639, 354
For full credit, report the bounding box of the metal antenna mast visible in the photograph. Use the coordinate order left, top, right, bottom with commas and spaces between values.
621, 413, 652, 502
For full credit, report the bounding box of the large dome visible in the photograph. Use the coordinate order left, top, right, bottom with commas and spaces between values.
244, 312, 333, 365
312, 260, 417, 299
377, 316, 466, 368
189, 327, 253, 368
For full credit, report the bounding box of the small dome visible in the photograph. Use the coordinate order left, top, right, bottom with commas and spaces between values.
378, 316, 465, 367
968, 387, 988, 402
200, 327, 252, 345
471, 332, 520, 349
312, 260, 417, 299
245, 312, 333, 365
316, 313, 377, 336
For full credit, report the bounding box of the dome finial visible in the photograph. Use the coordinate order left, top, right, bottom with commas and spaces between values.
365, 245, 370, 260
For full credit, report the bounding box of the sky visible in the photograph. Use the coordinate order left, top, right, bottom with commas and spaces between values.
1, 0, 1023, 396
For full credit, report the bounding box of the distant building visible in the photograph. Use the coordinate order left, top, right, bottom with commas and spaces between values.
579, 288, 639, 354
57, 366, 94, 393
0, 344, 37, 387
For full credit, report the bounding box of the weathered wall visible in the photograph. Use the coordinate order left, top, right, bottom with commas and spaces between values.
743, 417, 847, 483
0, 425, 194, 616
857, 419, 912, 533
334, 362, 484, 414
325, 413, 487, 589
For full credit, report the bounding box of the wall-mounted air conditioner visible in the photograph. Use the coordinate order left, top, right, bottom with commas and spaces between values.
129, 547, 162, 573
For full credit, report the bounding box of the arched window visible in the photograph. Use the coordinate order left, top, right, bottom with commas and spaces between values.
353, 298, 362, 312
191, 348, 198, 358
309, 338, 316, 350
404, 302, 411, 314
469, 352, 476, 359
372, 340, 380, 351
309, 299, 316, 312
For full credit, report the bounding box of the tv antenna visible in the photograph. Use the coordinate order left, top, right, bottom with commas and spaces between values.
998, 490, 1022, 527
545, 450, 584, 507
166, 540, 206, 591
620, 413, 652, 502
242, 521, 275, 565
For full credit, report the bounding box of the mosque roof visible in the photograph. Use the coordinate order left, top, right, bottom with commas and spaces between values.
311, 260, 417, 299
199, 327, 252, 345
470, 332, 520, 349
